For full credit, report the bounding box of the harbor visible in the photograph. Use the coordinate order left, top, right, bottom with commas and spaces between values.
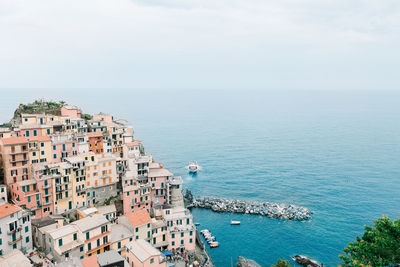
189, 196, 312, 221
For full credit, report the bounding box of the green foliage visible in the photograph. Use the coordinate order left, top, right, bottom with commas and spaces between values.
104, 195, 117, 205
271, 259, 291, 267
0, 123, 12, 128
339, 216, 400, 267
82, 113, 93, 120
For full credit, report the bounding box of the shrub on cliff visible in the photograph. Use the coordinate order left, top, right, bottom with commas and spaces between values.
339, 216, 400, 266
271, 259, 291, 267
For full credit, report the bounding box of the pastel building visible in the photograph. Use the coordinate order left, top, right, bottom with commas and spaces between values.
27, 135, 52, 164
87, 132, 103, 154
0, 203, 33, 255
162, 205, 196, 252
118, 209, 152, 242
17, 124, 52, 138
110, 224, 134, 257
125, 240, 166, 267
122, 171, 152, 214
71, 214, 111, 258
51, 133, 78, 163
148, 164, 172, 206
61, 105, 82, 118
10, 179, 53, 220
84, 154, 118, 206
0, 137, 30, 185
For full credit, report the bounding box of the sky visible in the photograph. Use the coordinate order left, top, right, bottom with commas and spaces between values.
0, 0, 399, 90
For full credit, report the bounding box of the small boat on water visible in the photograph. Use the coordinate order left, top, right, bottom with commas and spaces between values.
194, 223, 200, 226
230, 220, 241, 225
187, 161, 200, 173
210, 242, 219, 248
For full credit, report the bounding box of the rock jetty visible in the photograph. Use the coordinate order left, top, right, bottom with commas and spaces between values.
291, 255, 321, 267
236, 256, 261, 267
190, 196, 312, 221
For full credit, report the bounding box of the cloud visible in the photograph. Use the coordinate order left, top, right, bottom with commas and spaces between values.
0, 0, 399, 90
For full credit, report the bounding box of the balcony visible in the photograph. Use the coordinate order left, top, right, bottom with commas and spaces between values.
7, 227, 21, 235
42, 184, 51, 189
9, 158, 28, 163
55, 186, 71, 193
31, 204, 42, 211
9, 150, 28, 155
8, 237, 22, 245
43, 192, 52, 197
43, 201, 52, 206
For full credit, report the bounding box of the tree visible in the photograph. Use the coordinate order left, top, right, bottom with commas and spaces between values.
271, 259, 291, 267
339, 216, 400, 267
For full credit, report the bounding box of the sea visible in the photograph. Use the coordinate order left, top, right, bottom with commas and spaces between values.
2, 89, 400, 266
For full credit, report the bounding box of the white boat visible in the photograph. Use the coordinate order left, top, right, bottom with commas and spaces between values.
187, 161, 200, 173
230, 220, 241, 225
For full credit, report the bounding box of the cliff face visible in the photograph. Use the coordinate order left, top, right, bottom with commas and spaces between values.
236, 256, 262, 267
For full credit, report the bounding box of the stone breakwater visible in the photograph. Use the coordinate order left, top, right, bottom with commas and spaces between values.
190, 197, 312, 221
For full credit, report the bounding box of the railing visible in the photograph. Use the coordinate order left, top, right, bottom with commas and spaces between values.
8, 237, 22, 245
9, 150, 28, 155
9, 158, 28, 163
42, 184, 51, 189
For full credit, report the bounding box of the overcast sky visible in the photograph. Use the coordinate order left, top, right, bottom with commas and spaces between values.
0, 0, 399, 90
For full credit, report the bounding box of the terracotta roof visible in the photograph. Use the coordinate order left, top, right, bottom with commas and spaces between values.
81, 254, 99, 267
87, 132, 103, 138
27, 136, 51, 142
125, 209, 152, 227
0, 203, 22, 219
126, 140, 141, 147
0, 136, 28, 145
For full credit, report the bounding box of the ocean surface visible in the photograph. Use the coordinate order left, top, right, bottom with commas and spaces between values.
2, 89, 400, 266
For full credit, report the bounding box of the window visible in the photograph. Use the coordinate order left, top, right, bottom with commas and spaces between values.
86, 232, 90, 240
32, 152, 36, 156
150, 258, 154, 264
97, 239, 100, 247
47, 129, 50, 135
26, 236, 29, 243
88, 243, 91, 250
25, 226, 28, 233
26, 131, 29, 137
190, 238, 193, 243
181, 240, 184, 245
181, 232, 184, 238
147, 223, 150, 228
171, 233, 175, 239
172, 241, 175, 246
28, 196, 31, 203
73, 233, 77, 240
41, 142, 44, 147
80, 246, 83, 252
53, 146, 56, 150
65, 252, 69, 258
59, 238, 63, 246
53, 154, 57, 159
190, 231, 193, 236
41, 151, 44, 155
118, 241, 121, 249
135, 227, 138, 233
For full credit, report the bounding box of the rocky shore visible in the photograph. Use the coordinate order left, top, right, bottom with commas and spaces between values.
236, 256, 261, 267
189, 196, 312, 221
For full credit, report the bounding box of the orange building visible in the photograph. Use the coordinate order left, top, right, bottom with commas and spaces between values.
87, 132, 104, 154
0, 137, 30, 185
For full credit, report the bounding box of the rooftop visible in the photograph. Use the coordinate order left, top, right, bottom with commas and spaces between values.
148, 168, 173, 178
87, 132, 103, 138
81, 255, 99, 267
97, 250, 126, 266
0, 203, 22, 219
126, 239, 162, 263
97, 204, 116, 215
48, 225, 77, 240
126, 140, 141, 147
0, 136, 28, 145
124, 209, 152, 227
72, 214, 108, 233
0, 249, 32, 267
110, 224, 134, 243
26, 135, 51, 142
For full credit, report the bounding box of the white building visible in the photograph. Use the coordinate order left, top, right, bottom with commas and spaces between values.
0, 203, 33, 256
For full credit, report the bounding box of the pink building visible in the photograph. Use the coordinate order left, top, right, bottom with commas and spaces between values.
87, 132, 104, 154
10, 177, 53, 220
51, 134, 78, 163
148, 164, 172, 206
125, 239, 166, 267
122, 171, 152, 214
60, 105, 82, 118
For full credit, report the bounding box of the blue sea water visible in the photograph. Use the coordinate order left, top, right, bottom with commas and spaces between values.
2, 89, 400, 266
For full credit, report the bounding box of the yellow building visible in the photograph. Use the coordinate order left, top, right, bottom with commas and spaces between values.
27, 135, 52, 164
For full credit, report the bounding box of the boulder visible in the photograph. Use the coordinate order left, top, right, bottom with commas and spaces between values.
236, 256, 261, 267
